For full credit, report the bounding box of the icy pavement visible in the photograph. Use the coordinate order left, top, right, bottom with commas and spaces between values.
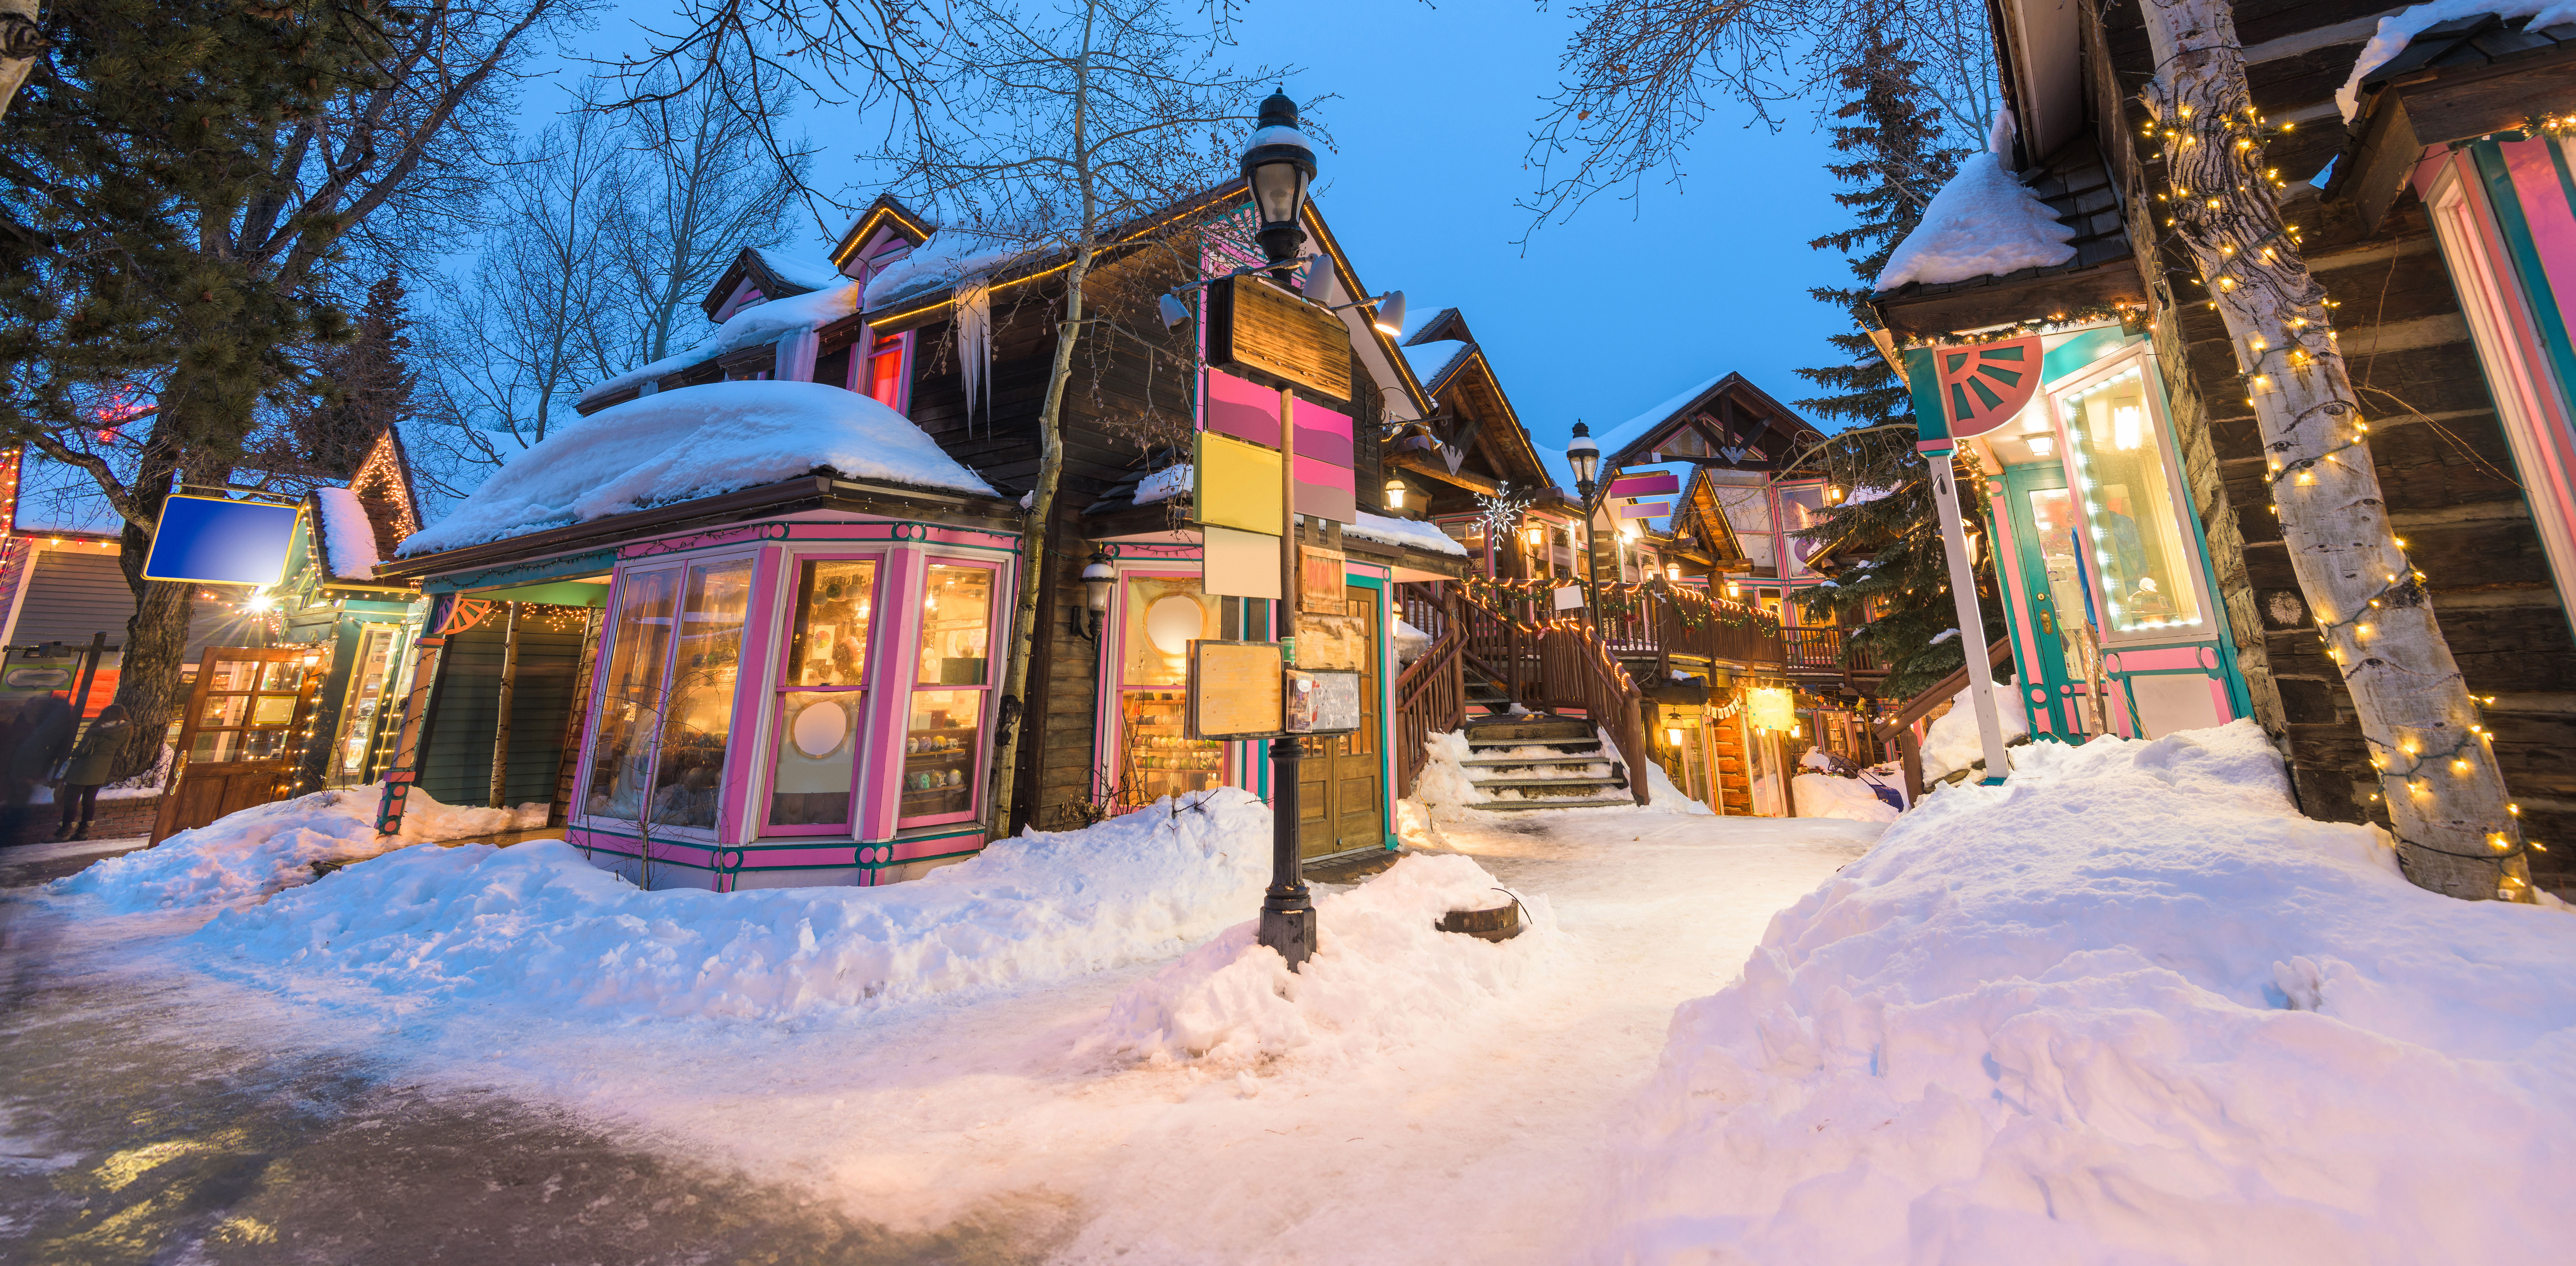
0, 800, 1869, 1263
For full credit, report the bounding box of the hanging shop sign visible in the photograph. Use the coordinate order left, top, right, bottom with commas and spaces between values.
1905, 334, 2044, 452
1194, 431, 1284, 536
142, 494, 301, 587
1298, 544, 1346, 615
1747, 686, 1798, 732
1606, 471, 1680, 499
1206, 276, 1352, 401
1619, 501, 1672, 520
1188, 640, 1286, 740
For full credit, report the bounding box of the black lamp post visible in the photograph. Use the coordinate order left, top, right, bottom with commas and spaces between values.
1567, 421, 1603, 624
1242, 89, 1317, 282
1242, 89, 1318, 968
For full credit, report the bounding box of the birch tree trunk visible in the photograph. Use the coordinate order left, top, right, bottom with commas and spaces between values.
2141, 0, 2532, 900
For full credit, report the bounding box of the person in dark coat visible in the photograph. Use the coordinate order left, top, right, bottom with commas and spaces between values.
14, 695, 74, 801
56, 704, 129, 841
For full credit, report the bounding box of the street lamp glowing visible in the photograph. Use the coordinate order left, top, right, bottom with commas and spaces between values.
1566, 422, 1599, 494
1383, 477, 1408, 510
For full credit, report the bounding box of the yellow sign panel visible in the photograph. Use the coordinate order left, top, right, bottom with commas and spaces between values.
1193, 431, 1283, 537
1188, 640, 1285, 739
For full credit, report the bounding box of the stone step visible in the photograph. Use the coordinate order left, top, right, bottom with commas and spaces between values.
1462, 721, 1594, 743
1460, 754, 1610, 767
1471, 796, 1638, 811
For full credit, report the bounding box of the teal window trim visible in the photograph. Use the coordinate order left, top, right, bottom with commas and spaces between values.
2475, 139, 2576, 420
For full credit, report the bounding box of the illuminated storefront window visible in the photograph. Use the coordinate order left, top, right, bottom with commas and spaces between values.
2061, 367, 2203, 635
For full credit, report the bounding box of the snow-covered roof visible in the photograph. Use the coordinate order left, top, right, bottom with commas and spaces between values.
863, 234, 1032, 311
580, 282, 861, 408
2339, 2, 2576, 119
1594, 374, 1727, 462
1874, 112, 2075, 292
402, 381, 996, 556
1347, 511, 1468, 558
752, 248, 849, 293
1132, 463, 1191, 505
1401, 340, 1467, 389
311, 486, 383, 581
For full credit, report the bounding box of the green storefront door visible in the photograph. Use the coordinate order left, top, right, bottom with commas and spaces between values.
2002, 461, 2094, 737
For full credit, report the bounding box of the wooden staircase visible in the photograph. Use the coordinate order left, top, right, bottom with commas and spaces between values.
1456, 714, 1637, 811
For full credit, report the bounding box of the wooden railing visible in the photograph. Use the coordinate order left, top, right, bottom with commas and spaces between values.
1392, 615, 1464, 798
1589, 581, 1783, 679
1870, 640, 2014, 799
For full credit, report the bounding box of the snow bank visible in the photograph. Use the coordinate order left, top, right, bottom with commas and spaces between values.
311, 486, 381, 580
196, 789, 1273, 1023
1595, 721, 2576, 1263
402, 382, 994, 554
1918, 681, 2029, 781
2339, 3, 2576, 121
1874, 111, 2075, 291
1082, 852, 1557, 1069
1410, 731, 1488, 809
1347, 510, 1468, 557
1790, 772, 1899, 822
1392, 617, 1433, 665
50, 786, 544, 913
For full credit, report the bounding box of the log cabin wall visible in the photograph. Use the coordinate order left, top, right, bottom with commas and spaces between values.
2091, 0, 2576, 879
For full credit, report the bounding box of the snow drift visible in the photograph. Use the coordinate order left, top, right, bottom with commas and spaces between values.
1595, 720, 2576, 1264
1918, 680, 2031, 782
196, 789, 1273, 1023
1083, 851, 1557, 1069
1875, 111, 2075, 291
2338, 3, 2576, 122
51, 786, 545, 913
402, 381, 995, 555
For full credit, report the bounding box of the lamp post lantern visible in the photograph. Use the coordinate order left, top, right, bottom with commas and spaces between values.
1241, 89, 1317, 281
1567, 421, 1603, 623
1241, 89, 1319, 968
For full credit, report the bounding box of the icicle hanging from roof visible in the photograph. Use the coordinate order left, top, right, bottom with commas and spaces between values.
954, 278, 992, 436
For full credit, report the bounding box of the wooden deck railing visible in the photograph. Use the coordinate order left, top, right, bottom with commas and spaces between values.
1392, 614, 1464, 798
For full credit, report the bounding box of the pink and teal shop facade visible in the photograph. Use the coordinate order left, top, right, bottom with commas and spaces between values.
383, 473, 1027, 890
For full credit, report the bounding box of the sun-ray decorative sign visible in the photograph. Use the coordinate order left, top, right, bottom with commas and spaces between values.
1906, 334, 2044, 452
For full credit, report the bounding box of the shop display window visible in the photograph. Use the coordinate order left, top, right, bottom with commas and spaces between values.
2060, 367, 2203, 635
768, 558, 878, 831
1116, 575, 1226, 804
582, 558, 751, 832
902, 562, 995, 825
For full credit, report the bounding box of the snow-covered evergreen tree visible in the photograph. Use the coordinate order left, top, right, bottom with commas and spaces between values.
1789, 33, 1998, 696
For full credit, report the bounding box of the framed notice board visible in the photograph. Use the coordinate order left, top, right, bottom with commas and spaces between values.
1188, 640, 1285, 740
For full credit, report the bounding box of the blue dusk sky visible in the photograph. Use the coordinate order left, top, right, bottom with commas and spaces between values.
529, 1, 1861, 494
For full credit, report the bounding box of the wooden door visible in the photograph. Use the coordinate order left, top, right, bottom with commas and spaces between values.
152, 647, 324, 843
1297, 585, 1385, 860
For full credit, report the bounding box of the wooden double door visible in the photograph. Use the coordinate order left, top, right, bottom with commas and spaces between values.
1298, 584, 1384, 860
153, 647, 322, 843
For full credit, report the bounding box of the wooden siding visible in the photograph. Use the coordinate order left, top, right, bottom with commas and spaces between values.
2095, 0, 2576, 880
417, 613, 586, 809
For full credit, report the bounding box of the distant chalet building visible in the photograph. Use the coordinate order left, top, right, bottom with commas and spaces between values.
378, 189, 1471, 890
1868, 2, 2576, 886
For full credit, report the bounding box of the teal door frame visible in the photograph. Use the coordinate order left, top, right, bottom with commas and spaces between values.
2001, 461, 2086, 736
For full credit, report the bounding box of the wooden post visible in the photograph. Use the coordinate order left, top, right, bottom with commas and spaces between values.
488, 602, 519, 810
1262, 382, 1314, 969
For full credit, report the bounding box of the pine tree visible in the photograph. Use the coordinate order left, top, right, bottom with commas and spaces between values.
1788, 33, 1992, 697
279, 272, 419, 480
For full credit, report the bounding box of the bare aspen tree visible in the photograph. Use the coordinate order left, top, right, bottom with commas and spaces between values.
2137, 0, 2530, 900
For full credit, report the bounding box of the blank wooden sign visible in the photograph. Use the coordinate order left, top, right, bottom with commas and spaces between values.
1188, 640, 1284, 739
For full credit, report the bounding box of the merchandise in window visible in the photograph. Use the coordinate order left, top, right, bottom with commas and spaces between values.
582, 559, 751, 831
2061, 368, 2202, 634
769, 559, 878, 829
903, 562, 995, 824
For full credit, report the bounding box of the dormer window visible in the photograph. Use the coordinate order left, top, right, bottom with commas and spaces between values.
865, 333, 908, 412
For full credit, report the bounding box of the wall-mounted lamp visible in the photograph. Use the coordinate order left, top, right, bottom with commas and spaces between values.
1522, 525, 1543, 548
1666, 727, 1684, 746
1725, 579, 1742, 599
2027, 435, 2056, 458
1077, 548, 1115, 639
1384, 476, 1409, 511
1666, 564, 1682, 582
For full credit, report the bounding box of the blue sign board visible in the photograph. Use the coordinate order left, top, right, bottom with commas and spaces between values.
142, 495, 300, 587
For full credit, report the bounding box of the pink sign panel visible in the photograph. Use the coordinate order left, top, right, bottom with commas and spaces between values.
1206, 369, 1278, 446
1619, 501, 1671, 519
1293, 397, 1354, 468
1607, 471, 1679, 498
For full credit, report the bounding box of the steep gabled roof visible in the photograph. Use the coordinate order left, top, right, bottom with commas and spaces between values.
828, 194, 937, 273
700, 246, 846, 322
1595, 372, 1825, 475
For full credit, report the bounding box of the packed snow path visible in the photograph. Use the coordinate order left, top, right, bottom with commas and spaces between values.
2, 803, 1870, 1262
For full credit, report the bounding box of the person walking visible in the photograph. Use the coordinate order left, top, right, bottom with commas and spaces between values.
54, 703, 129, 841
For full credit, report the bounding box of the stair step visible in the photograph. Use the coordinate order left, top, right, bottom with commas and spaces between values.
1471, 796, 1639, 811
1460, 754, 1610, 767
1471, 776, 1629, 790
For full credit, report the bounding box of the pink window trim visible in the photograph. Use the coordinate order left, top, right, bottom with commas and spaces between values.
895, 554, 1001, 829
1095, 566, 1233, 817
758, 550, 890, 839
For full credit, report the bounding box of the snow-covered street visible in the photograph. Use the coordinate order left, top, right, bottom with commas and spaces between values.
1, 797, 1874, 1263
